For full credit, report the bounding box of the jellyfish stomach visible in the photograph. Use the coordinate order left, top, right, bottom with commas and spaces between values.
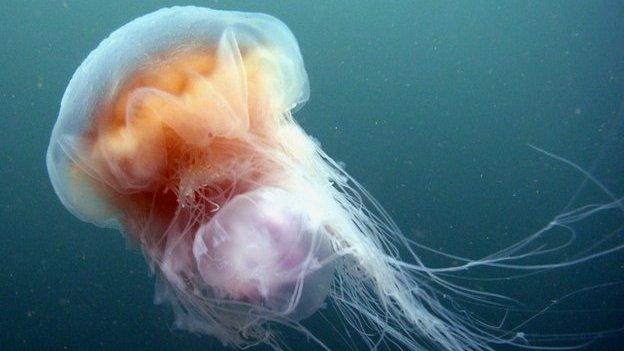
83, 38, 294, 194
191, 186, 335, 320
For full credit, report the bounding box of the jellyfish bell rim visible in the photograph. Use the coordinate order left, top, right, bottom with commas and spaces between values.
46, 6, 310, 227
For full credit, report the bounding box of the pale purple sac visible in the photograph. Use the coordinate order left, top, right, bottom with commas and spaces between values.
192, 187, 335, 321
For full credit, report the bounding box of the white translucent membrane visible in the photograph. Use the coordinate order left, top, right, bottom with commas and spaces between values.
192, 187, 334, 321
46, 6, 624, 351
46, 6, 309, 228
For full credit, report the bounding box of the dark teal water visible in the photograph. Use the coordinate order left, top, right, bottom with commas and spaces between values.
1, 1, 623, 350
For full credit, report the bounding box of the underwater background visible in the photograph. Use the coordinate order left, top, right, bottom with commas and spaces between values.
1, 1, 623, 350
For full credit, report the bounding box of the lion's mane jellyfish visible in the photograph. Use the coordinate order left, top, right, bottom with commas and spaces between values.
47, 6, 624, 350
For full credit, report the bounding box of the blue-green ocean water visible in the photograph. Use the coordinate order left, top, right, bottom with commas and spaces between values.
1, 1, 623, 350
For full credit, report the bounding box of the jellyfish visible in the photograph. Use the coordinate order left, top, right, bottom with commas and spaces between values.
47, 6, 624, 351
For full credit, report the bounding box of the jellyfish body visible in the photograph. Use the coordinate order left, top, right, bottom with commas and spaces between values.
47, 6, 624, 351
47, 6, 341, 346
